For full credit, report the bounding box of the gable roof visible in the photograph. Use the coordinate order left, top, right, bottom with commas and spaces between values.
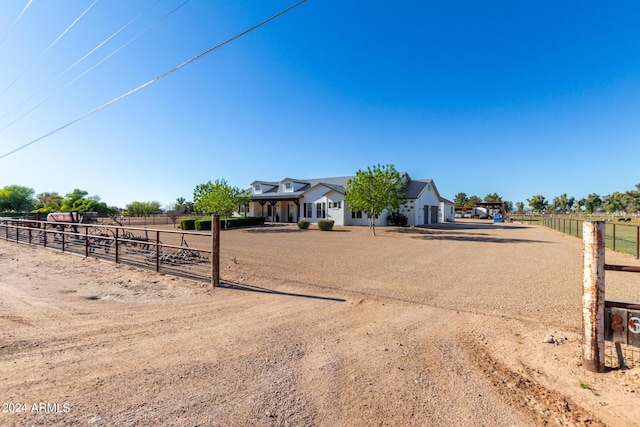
249, 176, 352, 200
404, 180, 428, 199
248, 175, 444, 201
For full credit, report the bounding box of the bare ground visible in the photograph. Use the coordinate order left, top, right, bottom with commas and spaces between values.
1, 221, 640, 426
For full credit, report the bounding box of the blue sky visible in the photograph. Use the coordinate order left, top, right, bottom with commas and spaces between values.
0, 0, 639, 209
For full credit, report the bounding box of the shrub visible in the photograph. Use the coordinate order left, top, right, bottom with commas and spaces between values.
179, 218, 197, 230
223, 216, 265, 228
184, 216, 265, 230
317, 219, 334, 231
297, 219, 310, 229
387, 211, 408, 226
195, 218, 212, 230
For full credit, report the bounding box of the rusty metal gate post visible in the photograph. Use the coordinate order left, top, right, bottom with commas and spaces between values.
212, 214, 220, 288
155, 230, 160, 273
583, 221, 606, 372
115, 227, 119, 264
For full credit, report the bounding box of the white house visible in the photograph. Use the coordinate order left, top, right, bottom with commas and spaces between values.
241, 174, 452, 227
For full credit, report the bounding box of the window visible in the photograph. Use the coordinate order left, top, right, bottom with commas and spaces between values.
316, 202, 326, 219
351, 210, 363, 219
331, 201, 341, 209
284, 182, 293, 192
304, 203, 313, 217
253, 184, 261, 194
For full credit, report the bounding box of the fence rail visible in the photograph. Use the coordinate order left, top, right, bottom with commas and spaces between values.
0, 218, 219, 283
544, 215, 640, 259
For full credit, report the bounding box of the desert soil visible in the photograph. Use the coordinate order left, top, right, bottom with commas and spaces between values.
1, 220, 640, 426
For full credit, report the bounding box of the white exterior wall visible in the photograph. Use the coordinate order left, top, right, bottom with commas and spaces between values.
300, 186, 333, 224
403, 199, 417, 226
440, 202, 455, 222
325, 190, 345, 226
344, 205, 390, 226
413, 183, 441, 225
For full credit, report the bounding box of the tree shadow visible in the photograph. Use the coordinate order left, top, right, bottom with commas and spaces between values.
410, 234, 551, 244
245, 225, 351, 233
419, 223, 530, 231
245, 228, 305, 234
220, 280, 346, 302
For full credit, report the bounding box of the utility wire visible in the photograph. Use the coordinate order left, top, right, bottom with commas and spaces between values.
0, 0, 168, 126
57, 0, 162, 81
0, 0, 99, 98
0, 0, 307, 160
0, 0, 33, 49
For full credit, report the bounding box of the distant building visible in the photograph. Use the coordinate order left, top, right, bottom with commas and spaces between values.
240, 174, 454, 226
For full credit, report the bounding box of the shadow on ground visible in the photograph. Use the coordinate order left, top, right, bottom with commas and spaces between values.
245, 225, 351, 233
386, 222, 531, 233
220, 280, 346, 302
409, 234, 551, 244
383, 222, 549, 244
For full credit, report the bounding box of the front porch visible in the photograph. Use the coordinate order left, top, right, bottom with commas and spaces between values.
250, 197, 302, 223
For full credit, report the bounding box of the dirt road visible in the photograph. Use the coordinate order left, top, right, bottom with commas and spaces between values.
1, 222, 639, 426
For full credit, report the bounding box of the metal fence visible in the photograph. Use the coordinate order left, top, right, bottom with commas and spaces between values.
0, 218, 214, 282
544, 215, 640, 259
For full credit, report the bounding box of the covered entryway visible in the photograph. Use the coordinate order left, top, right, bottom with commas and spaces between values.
252, 196, 301, 223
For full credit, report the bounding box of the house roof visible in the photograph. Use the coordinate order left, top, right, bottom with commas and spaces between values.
250, 180, 278, 187
280, 178, 311, 184
321, 183, 346, 194
249, 176, 352, 201
248, 175, 444, 201
440, 197, 454, 205
404, 180, 428, 199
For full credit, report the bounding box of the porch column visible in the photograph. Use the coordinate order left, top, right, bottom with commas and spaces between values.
269, 200, 278, 222
293, 199, 300, 222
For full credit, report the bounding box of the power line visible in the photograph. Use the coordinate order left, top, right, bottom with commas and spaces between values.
0, 0, 170, 127
0, 0, 99, 98
0, 0, 33, 49
0, 0, 308, 160
57, 0, 162, 81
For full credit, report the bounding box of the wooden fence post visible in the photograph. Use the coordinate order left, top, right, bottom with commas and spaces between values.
212, 214, 220, 288
583, 221, 606, 372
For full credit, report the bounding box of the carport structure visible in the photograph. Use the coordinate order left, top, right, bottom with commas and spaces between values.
475, 201, 507, 218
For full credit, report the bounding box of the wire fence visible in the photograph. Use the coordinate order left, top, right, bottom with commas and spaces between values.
544, 215, 640, 259
0, 218, 214, 282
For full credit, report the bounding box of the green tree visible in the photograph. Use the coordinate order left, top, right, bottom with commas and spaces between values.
34, 192, 63, 213
584, 193, 602, 214
527, 194, 548, 213
550, 193, 574, 213
515, 202, 525, 213
344, 164, 406, 236
503, 200, 514, 212
174, 197, 194, 214
60, 189, 113, 215
603, 192, 628, 213
125, 201, 160, 216
467, 195, 482, 205
625, 187, 640, 213
453, 192, 468, 207
0, 185, 36, 212
193, 179, 251, 220
484, 193, 502, 202
61, 189, 89, 211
